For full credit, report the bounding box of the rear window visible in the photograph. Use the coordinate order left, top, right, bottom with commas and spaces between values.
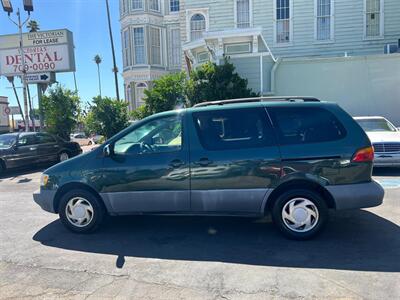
193, 108, 275, 150
268, 107, 347, 145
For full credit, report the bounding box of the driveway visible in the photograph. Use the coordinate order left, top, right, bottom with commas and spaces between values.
0, 167, 399, 299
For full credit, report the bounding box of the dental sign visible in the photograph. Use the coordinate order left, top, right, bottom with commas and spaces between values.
0, 29, 75, 76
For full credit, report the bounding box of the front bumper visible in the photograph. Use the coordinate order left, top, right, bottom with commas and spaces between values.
33, 189, 57, 213
326, 180, 384, 210
373, 153, 400, 167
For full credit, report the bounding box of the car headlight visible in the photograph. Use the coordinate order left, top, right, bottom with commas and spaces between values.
40, 174, 49, 187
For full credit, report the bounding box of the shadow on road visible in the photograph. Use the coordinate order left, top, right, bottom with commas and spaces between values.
0, 166, 45, 180
373, 167, 400, 177
33, 210, 400, 272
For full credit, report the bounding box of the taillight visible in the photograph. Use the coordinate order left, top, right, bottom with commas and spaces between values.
352, 146, 374, 162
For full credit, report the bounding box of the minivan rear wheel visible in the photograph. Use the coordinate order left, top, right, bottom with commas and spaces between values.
58, 189, 105, 233
272, 189, 328, 240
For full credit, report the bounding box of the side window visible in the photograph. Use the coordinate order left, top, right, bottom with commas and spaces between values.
17, 134, 38, 146
193, 108, 275, 151
268, 107, 347, 145
37, 133, 56, 144
114, 115, 182, 155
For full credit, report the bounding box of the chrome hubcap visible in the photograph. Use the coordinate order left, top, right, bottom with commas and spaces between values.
65, 197, 94, 227
60, 152, 69, 162
282, 198, 319, 232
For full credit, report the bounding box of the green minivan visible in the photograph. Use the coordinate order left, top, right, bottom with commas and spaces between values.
33, 97, 384, 239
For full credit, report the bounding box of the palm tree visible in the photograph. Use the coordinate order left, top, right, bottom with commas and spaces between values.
105, 0, 120, 101
27, 20, 40, 32
94, 55, 102, 97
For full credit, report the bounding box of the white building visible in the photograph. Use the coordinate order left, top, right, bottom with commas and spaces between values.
120, 1, 400, 124
120, 0, 183, 111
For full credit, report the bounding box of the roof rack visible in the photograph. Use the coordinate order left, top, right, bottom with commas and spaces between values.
193, 96, 321, 108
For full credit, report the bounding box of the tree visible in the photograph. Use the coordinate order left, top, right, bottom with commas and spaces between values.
41, 86, 80, 140
27, 20, 40, 32
186, 57, 257, 106
131, 58, 257, 120
94, 55, 102, 97
85, 96, 129, 139
130, 72, 186, 120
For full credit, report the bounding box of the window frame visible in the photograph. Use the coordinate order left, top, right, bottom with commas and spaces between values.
37, 133, 56, 144
149, 26, 162, 66
113, 113, 185, 156
135, 82, 147, 107
267, 106, 347, 146
132, 26, 146, 65
234, 0, 252, 29
363, 0, 384, 39
314, 0, 334, 42
120, 0, 129, 16
197, 51, 209, 64
224, 42, 252, 55
149, 0, 161, 13
190, 13, 206, 41
122, 28, 132, 67
273, 0, 293, 45
130, 0, 144, 11
169, 0, 180, 13
169, 27, 181, 68
192, 108, 277, 151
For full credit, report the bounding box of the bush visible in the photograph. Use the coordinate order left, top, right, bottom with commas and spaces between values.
41, 85, 80, 140
85, 96, 129, 139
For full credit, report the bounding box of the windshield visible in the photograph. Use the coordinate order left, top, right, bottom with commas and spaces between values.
0, 134, 16, 149
357, 119, 397, 132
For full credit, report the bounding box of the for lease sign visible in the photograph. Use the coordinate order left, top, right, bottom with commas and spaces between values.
0, 29, 70, 49
0, 45, 72, 76
0, 29, 75, 76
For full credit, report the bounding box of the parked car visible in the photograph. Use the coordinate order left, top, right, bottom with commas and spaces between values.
0, 132, 82, 173
70, 133, 94, 146
90, 134, 105, 144
354, 116, 400, 167
33, 97, 384, 240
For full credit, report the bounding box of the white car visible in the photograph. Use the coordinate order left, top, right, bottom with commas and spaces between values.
70, 133, 93, 146
354, 116, 400, 167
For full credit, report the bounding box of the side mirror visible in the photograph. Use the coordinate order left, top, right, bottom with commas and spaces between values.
103, 143, 114, 157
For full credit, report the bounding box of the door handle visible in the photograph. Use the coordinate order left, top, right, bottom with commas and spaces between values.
169, 159, 185, 168
29, 147, 37, 151
195, 158, 213, 167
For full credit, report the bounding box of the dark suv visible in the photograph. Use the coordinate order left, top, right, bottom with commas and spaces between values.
0, 132, 82, 173
33, 97, 384, 240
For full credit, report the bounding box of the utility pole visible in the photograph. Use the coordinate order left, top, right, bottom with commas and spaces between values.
105, 0, 120, 101
16, 8, 30, 132
2, 1, 34, 132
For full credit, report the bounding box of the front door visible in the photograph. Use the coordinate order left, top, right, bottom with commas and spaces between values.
100, 112, 190, 214
36, 133, 60, 163
9, 133, 39, 168
189, 106, 282, 214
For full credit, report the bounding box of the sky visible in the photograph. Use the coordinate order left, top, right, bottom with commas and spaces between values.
0, 0, 124, 113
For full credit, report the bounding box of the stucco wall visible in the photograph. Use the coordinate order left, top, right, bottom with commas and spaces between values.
274, 53, 400, 125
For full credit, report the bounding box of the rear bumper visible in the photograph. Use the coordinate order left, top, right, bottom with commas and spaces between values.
33, 189, 57, 213
326, 180, 384, 210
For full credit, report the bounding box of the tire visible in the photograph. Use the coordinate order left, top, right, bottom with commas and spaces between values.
0, 160, 5, 174
88, 141, 93, 146
59, 151, 70, 162
58, 189, 105, 233
271, 189, 328, 240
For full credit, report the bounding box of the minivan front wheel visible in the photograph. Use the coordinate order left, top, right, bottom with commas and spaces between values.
59, 189, 105, 233
272, 189, 328, 240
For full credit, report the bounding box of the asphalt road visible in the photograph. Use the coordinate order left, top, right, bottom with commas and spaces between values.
0, 166, 399, 299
